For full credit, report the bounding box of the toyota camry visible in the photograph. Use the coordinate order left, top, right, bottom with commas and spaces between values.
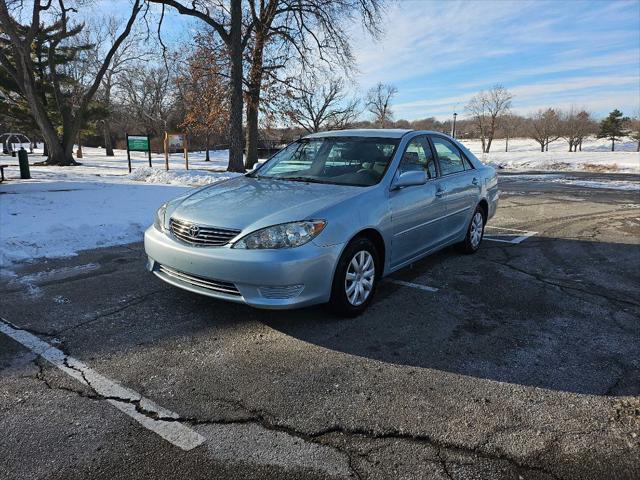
144, 129, 499, 316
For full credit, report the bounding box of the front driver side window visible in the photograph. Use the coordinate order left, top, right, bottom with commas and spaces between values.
398, 137, 437, 178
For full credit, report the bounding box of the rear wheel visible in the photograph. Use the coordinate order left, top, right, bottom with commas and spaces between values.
329, 237, 379, 317
458, 206, 485, 254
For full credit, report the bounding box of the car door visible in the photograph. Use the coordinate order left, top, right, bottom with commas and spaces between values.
389, 135, 449, 268
429, 135, 479, 238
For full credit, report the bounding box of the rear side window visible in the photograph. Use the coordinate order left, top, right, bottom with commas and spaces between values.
431, 137, 465, 176
462, 154, 474, 170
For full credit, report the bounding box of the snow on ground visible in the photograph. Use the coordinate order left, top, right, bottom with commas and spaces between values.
0, 138, 638, 269
0, 147, 242, 269
0, 181, 190, 268
461, 136, 639, 173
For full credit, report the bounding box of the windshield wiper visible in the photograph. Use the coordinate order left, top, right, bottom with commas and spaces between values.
274, 176, 329, 184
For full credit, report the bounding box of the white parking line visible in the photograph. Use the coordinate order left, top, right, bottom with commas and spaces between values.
387, 279, 439, 292
0, 319, 205, 451
484, 226, 538, 244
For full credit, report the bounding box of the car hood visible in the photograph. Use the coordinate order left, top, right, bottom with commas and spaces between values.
168, 175, 365, 231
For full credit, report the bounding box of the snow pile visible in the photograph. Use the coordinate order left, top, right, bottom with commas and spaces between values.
0, 181, 189, 268
128, 167, 241, 186
549, 178, 639, 191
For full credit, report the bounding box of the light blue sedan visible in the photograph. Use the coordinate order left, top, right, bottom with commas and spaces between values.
145, 129, 499, 316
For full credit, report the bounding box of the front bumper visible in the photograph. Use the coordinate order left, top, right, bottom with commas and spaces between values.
144, 226, 344, 309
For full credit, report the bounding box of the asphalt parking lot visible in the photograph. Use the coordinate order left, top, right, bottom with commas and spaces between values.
1, 172, 639, 480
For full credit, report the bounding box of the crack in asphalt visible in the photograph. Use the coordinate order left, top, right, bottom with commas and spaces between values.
54, 288, 172, 335
33, 359, 563, 479
485, 256, 640, 309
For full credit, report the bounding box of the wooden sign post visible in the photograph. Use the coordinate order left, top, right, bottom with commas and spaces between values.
184, 134, 189, 170
165, 133, 188, 170
163, 132, 169, 171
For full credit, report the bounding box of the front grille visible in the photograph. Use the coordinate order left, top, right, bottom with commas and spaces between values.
157, 264, 241, 296
170, 217, 240, 247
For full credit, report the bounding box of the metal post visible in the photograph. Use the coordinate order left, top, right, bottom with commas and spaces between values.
126, 134, 132, 173
452, 112, 457, 139
147, 134, 152, 167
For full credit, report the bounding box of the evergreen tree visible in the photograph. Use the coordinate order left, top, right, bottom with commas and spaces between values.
597, 109, 629, 151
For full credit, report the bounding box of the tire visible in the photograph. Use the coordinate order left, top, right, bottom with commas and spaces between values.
328, 237, 380, 317
458, 206, 486, 254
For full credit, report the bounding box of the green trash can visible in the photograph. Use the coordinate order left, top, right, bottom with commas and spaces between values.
18, 148, 31, 179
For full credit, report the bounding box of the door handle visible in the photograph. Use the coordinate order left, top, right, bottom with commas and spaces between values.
435, 186, 446, 198
472, 177, 479, 186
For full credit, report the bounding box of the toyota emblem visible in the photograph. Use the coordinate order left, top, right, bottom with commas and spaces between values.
188, 224, 200, 237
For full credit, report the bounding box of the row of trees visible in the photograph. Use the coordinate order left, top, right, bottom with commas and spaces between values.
464, 85, 638, 152
0, 0, 385, 171
1, 2, 638, 170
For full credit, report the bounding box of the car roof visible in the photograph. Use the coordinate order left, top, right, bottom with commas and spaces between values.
304, 129, 414, 139
302, 129, 459, 140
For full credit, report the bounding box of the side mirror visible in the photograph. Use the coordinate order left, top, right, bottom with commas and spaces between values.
392, 170, 427, 190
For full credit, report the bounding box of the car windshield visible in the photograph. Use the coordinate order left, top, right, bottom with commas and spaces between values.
252, 137, 400, 187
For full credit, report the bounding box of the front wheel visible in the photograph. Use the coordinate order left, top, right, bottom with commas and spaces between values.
329, 237, 380, 317
458, 206, 485, 254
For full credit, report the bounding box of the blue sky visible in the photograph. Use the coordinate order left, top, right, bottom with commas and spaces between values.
96, 0, 639, 121
349, 0, 640, 120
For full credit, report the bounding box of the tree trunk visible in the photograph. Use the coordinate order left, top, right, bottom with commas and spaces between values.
103, 120, 114, 156
579, 139, 582, 151
636, 140, 639, 152
205, 133, 210, 161
611, 138, 615, 151
43, 141, 48, 157
480, 136, 486, 154
485, 137, 492, 153
505, 135, 508, 152
226, 0, 245, 173
245, 29, 267, 170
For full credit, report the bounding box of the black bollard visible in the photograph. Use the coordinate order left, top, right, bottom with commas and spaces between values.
18, 147, 31, 179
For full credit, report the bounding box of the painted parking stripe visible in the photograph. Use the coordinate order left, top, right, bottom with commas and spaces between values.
387, 279, 439, 292
484, 226, 538, 244
0, 319, 205, 451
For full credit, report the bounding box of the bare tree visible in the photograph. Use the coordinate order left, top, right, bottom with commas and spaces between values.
148, 0, 245, 172
91, 19, 149, 156
366, 82, 397, 128
242, 0, 384, 169
0, 0, 143, 165
499, 113, 524, 152
528, 108, 561, 152
465, 84, 513, 153
561, 108, 593, 152
280, 74, 359, 133
120, 63, 179, 138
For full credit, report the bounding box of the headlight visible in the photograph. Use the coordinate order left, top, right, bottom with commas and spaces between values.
233, 220, 326, 249
153, 203, 168, 231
